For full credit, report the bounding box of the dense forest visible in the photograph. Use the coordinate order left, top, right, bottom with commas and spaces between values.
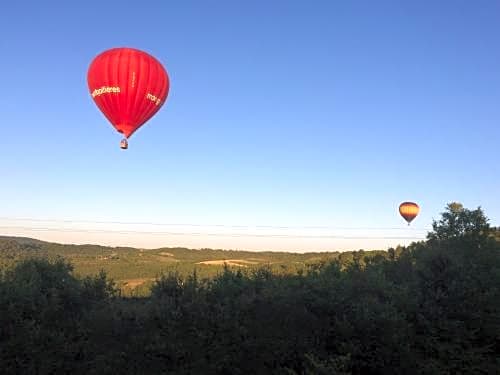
0, 203, 499, 374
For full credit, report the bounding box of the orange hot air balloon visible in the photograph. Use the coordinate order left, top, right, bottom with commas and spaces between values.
399, 202, 420, 225
87, 47, 170, 149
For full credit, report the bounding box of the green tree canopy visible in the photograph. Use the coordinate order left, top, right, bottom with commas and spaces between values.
427, 202, 491, 242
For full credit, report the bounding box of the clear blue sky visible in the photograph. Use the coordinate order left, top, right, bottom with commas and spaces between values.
1, 1, 499, 251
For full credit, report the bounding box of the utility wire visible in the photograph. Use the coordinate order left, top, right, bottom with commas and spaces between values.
0, 216, 431, 231
0, 225, 426, 240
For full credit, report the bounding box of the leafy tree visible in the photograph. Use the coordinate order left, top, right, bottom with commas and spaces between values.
427, 202, 491, 242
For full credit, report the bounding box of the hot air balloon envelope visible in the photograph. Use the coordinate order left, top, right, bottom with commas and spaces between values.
399, 202, 420, 225
87, 47, 170, 144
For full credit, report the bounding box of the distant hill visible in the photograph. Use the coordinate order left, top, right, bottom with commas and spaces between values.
0, 228, 500, 294
0, 235, 48, 246
2, 235, 374, 295
3, 229, 499, 296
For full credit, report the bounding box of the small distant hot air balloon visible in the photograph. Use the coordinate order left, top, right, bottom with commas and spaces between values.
399, 202, 420, 225
87, 47, 170, 149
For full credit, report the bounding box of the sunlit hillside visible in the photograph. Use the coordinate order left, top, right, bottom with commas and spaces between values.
0, 236, 385, 295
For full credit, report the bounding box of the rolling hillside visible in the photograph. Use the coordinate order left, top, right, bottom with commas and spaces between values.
1, 236, 375, 295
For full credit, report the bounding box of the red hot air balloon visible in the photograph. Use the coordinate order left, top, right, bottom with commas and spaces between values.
87, 47, 170, 149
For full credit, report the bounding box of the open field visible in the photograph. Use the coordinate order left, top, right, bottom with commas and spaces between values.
196, 259, 261, 267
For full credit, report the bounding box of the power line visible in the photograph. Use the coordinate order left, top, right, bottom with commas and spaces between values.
0, 216, 431, 232
0, 225, 426, 240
